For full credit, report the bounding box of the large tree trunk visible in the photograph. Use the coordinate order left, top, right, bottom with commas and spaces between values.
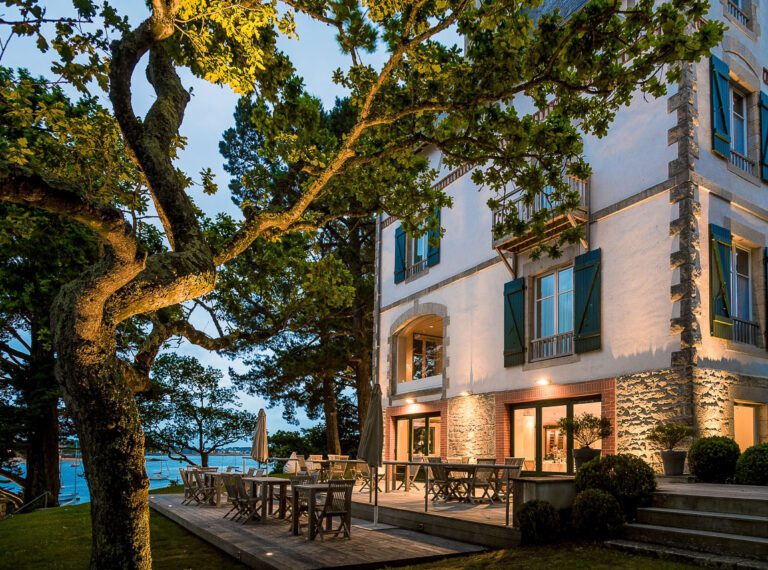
321, 375, 341, 455
54, 302, 151, 570
21, 319, 60, 507
348, 222, 374, 431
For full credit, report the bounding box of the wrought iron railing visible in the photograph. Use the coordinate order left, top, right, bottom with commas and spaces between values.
730, 150, 755, 175
530, 332, 574, 361
733, 317, 760, 346
405, 258, 428, 279
492, 175, 589, 229
727, 0, 750, 27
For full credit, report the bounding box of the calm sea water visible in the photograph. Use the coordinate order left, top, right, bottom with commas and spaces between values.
1, 455, 273, 505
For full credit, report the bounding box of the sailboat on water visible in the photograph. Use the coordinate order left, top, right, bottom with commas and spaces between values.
148, 459, 169, 481
59, 440, 80, 504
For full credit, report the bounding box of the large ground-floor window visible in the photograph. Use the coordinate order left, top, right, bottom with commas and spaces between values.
510, 398, 601, 474
395, 413, 442, 461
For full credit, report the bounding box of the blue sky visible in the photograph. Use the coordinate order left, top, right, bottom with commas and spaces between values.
3, 2, 459, 441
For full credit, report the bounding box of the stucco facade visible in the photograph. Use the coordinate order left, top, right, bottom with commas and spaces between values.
373, 0, 768, 473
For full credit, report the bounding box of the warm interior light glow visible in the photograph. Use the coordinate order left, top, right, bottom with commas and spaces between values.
536, 378, 550, 386
459, 390, 472, 397
405, 398, 416, 404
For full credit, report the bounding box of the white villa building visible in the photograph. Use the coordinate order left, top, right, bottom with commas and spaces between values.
372, 0, 768, 473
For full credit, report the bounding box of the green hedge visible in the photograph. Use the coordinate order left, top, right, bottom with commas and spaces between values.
575, 454, 656, 520
735, 443, 768, 486
688, 436, 740, 483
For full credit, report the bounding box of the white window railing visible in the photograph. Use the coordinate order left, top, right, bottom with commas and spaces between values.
530, 332, 574, 361
730, 150, 755, 175
492, 175, 588, 229
727, 1, 750, 27
733, 317, 760, 346
405, 258, 428, 278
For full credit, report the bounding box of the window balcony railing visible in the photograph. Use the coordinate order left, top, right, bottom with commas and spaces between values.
733, 317, 760, 346
727, 1, 750, 27
530, 332, 574, 362
730, 150, 755, 175
492, 175, 589, 253
405, 258, 428, 279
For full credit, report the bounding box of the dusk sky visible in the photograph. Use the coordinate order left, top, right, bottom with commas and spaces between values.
3, 1, 459, 439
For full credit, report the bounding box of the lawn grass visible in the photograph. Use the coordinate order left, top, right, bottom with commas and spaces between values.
0, 485, 246, 569
399, 543, 697, 570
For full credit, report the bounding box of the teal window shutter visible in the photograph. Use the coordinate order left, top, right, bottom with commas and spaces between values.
574, 248, 602, 354
710, 224, 733, 339
427, 208, 441, 267
503, 278, 526, 366
394, 225, 406, 283
710, 55, 731, 159
759, 92, 768, 182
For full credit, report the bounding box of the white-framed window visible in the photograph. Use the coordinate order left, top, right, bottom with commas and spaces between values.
732, 245, 752, 321
411, 333, 442, 380
731, 87, 748, 156
407, 234, 428, 269
532, 267, 574, 360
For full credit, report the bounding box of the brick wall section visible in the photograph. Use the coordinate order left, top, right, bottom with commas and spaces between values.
493, 379, 616, 463
384, 400, 448, 460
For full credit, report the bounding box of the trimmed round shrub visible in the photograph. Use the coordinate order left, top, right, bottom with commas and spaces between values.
571, 489, 625, 540
575, 454, 656, 520
518, 499, 561, 545
735, 443, 768, 486
688, 436, 740, 483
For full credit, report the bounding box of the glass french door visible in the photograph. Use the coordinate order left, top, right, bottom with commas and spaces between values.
511, 398, 602, 474
394, 414, 441, 460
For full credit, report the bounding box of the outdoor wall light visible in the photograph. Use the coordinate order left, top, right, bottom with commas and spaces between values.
405, 398, 416, 404
458, 390, 473, 397
536, 378, 550, 386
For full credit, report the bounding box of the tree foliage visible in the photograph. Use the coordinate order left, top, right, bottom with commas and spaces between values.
139, 354, 253, 467
0, 0, 723, 565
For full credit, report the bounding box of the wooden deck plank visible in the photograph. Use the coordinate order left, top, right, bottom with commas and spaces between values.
149, 494, 484, 569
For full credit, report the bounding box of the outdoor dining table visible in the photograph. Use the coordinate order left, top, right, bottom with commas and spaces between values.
290, 482, 329, 539
242, 476, 290, 523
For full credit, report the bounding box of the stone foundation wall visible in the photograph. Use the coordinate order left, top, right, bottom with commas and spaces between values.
615, 369, 693, 466
447, 393, 496, 457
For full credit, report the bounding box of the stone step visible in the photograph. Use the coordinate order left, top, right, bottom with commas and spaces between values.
605, 539, 768, 569
654, 492, 768, 517
638, 507, 768, 538
625, 523, 768, 560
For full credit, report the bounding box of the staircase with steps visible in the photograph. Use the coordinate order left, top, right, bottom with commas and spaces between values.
608, 483, 768, 567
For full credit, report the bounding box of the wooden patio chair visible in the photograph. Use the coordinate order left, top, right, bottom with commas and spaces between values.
357, 463, 384, 493
328, 459, 347, 480
191, 470, 216, 505
233, 475, 262, 524
285, 473, 319, 531
179, 468, 195, 504
246, 467, 256, 476
468, 458, 498, 504
497, 457, 525, 501
310, 480, 354, 541
396, 456, 424, 492
221, 474, 244, 520
427, 457, 451, 501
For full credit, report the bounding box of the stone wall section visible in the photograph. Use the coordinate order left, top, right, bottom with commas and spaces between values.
447, 394, 496, 457
693, 368, 768, 442
615, 369, 693, 467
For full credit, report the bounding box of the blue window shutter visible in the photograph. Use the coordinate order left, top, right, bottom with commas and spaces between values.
574, 248, 602, 354
710, 224, 733, 339
710, 55, 731, 159
394, 225, 406, 283
503, 278, 526, 366
427, 208, 441, 267
759, 92, 768, 182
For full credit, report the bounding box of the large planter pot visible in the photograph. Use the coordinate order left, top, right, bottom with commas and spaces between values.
660, 450, 687, 476
573, 447, 601, 470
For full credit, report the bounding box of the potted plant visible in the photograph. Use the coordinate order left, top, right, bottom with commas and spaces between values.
646, 422, 694, 476
557, 413, 613, 470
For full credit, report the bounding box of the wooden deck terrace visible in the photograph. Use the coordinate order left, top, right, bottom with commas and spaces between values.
351, 487, 521, 549
149, 493, 484, 569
